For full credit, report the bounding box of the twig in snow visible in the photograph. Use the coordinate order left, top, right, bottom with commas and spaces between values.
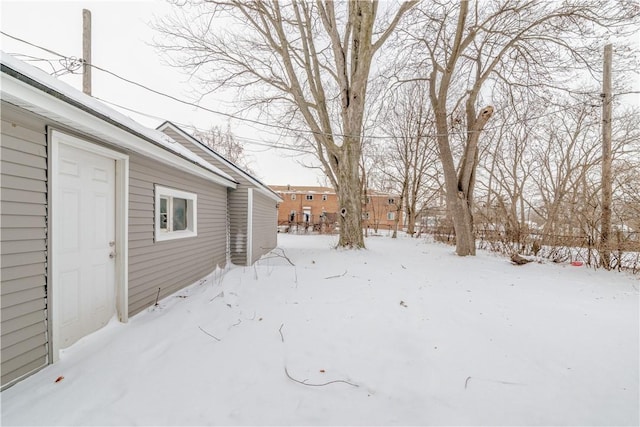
284, 367, 359, 388
464, 376, 472, 389
209, 291, 224, 302
401, 264, 406, 269
230, 319, 242, 329
260, 247, 295, 266
198, 326, 220, 341
273, 247, 295, 266
464, 376, 524, 389
324, 270, 347, 279
279, 324, 358, 388
154, 287, 161, 306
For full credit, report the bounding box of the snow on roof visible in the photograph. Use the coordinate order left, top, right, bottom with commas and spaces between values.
157, 121, 281, 202
0, 52, 236, 185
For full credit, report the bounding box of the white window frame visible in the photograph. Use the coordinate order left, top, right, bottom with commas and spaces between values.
387, 212, 395, 221
306, 194, 313, 201
388, 198, 395, 205
322, 194, 328, 201
155, 185, 197, 241
291, 194, 296, 200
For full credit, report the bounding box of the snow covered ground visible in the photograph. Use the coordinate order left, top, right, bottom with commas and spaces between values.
2, 234, 638, 426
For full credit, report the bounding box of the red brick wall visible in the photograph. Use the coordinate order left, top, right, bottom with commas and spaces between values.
275, 191, 339, 224
273, 187, 403, 230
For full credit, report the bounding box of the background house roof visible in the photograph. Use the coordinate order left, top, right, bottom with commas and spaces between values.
270, 185, 399, 198
270, 185, 334, 194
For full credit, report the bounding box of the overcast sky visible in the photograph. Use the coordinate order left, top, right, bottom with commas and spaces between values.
2, 1, 639, 188
0, 0, 327, 186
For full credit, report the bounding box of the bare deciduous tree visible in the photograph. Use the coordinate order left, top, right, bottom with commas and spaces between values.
155, 0, 416, 248
192, 123, 253, 173
378, 80, 439, 237
477, 98, 539, 251
530, 102, 601, 245
398, 0, 638, 256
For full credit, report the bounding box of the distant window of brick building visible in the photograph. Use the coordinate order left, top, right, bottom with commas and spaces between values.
306, 194, 313, 201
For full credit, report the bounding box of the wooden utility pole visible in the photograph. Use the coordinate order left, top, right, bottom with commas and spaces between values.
82, 9, 92, 95
600, 44, 612, 270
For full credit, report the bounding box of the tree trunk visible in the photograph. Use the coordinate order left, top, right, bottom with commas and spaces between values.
406, 205, 416, 236
392, 195, 403, 239
434, 105, 493, 256
435, 126, 476, 254
452, 196, 477, 255
337, 139, 364, 248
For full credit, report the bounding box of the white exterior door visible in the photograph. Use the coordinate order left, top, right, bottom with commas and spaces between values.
54, 142, 116, 349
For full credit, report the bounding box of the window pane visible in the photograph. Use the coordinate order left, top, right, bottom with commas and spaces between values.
173, 198, 188, 231
160, 197, 168, 230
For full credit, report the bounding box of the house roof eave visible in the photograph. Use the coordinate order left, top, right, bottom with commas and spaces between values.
0, 53, 238, 189
157, 121, 282, 203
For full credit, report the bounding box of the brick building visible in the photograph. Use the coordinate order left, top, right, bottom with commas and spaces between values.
362, 189, 404, 231
270, 185, 402, 232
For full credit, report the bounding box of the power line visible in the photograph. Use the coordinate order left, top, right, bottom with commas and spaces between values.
0, 29, 306, 153
94, 95, 314, 154
0, 31, 325, 137
1, 31, 71, 59
1, 31, 629, 142
87, 62, 312, 136
86, 61, 603, 140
